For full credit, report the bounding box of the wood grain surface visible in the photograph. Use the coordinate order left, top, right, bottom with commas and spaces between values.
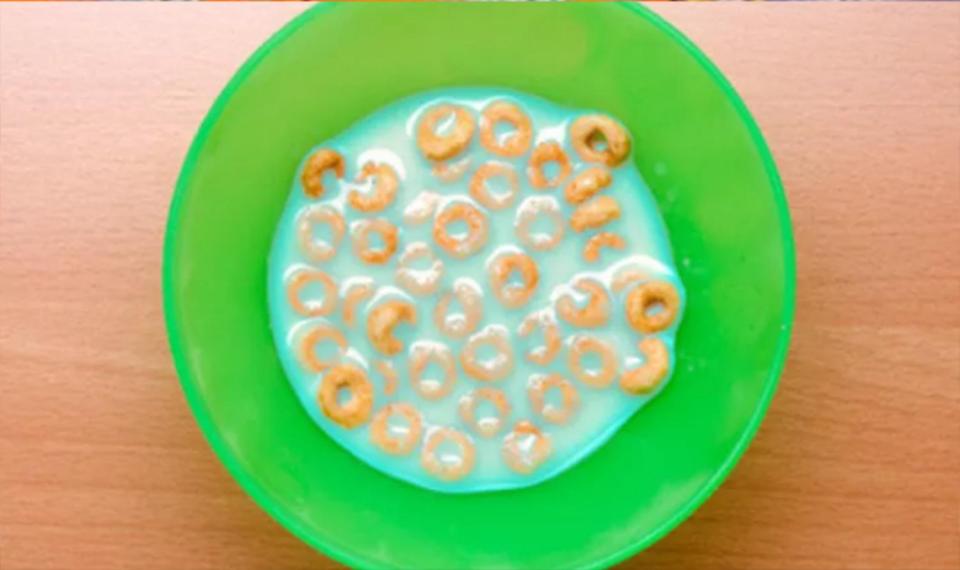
1, 3, 958, 570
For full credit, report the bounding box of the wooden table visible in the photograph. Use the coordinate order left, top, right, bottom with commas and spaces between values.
1, 4, 957, 569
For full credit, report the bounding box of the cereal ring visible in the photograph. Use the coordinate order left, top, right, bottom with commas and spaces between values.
611, 266, 652, 293
373, 359, 398, 396
458, 388, 511, 438
286, 269, 338, 317
528, 374, 580, 425
433, 202, 489, 259
556, 277, 611, 328
488, 251, 539, 309
421, 427, 475, 481
409, 341, 457, 400
621, 337, 670, 395
395, 242, 444, 296
296, 204, 345, 262
297, 324, 347, 373
433, 279, 483, 339
625, 280, 681, 334
349, 162, 398, 213
367, 300, 417, 356
403, 191, 441, 226
570, 114, 632, 167
469, 162, 520, 210
370, 403, 422, 455
301, 148, 345, 199
514, 196, 565, 252
317, 364, 373, 429
341, 278, 375, 328
527, 142, 572, 189
517, 310, 562, 366
583, 232, 626, 263
567, 335, 618, 388
417, 104, 475, 161
502, 421, 552, 475
460, 325, 514, 382
352, 218, 398, 265
432, 157, 471, 183
565, 167, 612, 205
479, 100, 533, 157
570, 195, 621, 233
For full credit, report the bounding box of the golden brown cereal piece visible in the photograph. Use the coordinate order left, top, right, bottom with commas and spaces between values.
421, 427, 475, 481
349, 162, 398, 213
469, 162, 520, 210
395, 242, 444, 296
567, 335, 619, 388
433, 279, 483, 339
479, 100, 533, 157
460, 326, 515, 382
432, 202, 489, 259
570, 114, 632, 167
367, 300, 417, 356
556, 277, 611, 328
502, 421, 552, 475
527, 142, 572, 189
583, 232, 626, 263
528, 374, 580, 425
301, 148, 345, 199
373, 359, 398, 396
458, 388, 511, 438
611, 266, 652, 293
286, 269, 338, 317
514, 196, 565, 252
570, 195, 621, 233
296, 205, 346, 262
432, 157, 472, 183
402, 191, 441, 225
352, 218, 399, 265
417, 104, 476, 161
565, 167, 612, 205
488, 251, 540, 309
409, 342, 457, 400
341, 278, 375, 328
625, 280, 681, 334
317, 364, 373, 429
621, 337, 670, 395
297, 324, 347, 373
517, 310, 562, 366
370, 403, 422, 455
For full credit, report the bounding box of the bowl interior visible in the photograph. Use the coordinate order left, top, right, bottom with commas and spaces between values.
164, 4, 794, 569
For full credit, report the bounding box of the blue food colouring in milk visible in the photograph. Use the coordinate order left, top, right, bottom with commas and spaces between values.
268, 88, 685, 493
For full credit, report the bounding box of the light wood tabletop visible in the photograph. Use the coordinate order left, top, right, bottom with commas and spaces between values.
1, 3, 958, 569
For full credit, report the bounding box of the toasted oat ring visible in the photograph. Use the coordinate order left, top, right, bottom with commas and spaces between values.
297, 324, 347, 373
479, 100, 533, 157
352, 218, 398, 265
583, 232, 626, 263
421, 427, 475, 481
341, 278, 375, 328
469, 162, 520, 210
460, 325, 515, 382
367, 300, 417, 356
567, 335, 619, 388
395, 242, 444, 296
570, 114, 632, 167
286, 269, 338, 317
556, 278, 611, 328
625, 280, 681, 334
517, 310, 562, 366
528, 373, 580, 425
373, 359, 398, 396
296, 205, 345, 262
515, 196, 565, 252
570, 195, 621, 233
301, 148, 345, 199
488, 251, 539, 309
611, 266, 652, 293
458, 388, 511, 438
402, 191, 441, 225
417, 104, 476, 161
317, 364, 373, 429
433, 279, 483, 339
527, 142, 572, 189
433, 202, 489, 259
370, 403, 422, 455
409, 342, 457, 400
502, 421, 552, 475
432, 158, 472, 183
349, 162, 398, 213
565, 167, 612, 205
621, 337, 670, 395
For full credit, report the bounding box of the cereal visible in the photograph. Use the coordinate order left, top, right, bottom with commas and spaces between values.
556, 277, 611, 328
373, 359, 398, 396
395, 241, 444, 296
301, 148, 345, 199
488, 250, 539, 309
528, 374, 580, 425
527, 142, 572, 189
402, 191, 441, 225
421, 427, 475, 481
517, 309, 561, 366
341, 278, 375, 328
317, 364, 373, 429
570, 195, 621, 233
514, 196, 565, 252
296, 204, 345, 262
567, 335, 618, 388
611, 265, 652, 293
352, 218, 399, 265
582, 232, 626, 263
620, 337, 670, 395
570, 114, 631, 167
479, 100, 533, 158
565, 167, 612, 205
433, 201, 489, 259
349, 162, 398, 213
297, 324, 347, 373
460, 325, 515, 382
417, 104, 475, 161
370, 403, 422, 455
286, 268, 338, 317
409, 341, 457, 400
469, 162, 520, 210
432, 157, 472, 183
433, 278, 483, 339
625, 280, 681, 334
502, 421, 552, 475
367, 300, 417, 356
458, 388, 511, 438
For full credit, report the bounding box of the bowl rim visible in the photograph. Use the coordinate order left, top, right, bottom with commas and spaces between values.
162, 3, 797, 568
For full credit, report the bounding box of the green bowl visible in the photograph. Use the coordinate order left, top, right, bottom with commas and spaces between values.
163, 3, 795, 568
